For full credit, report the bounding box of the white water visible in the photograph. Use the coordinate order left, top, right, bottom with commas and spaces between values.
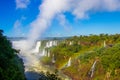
42, 49, 47, 56
67, 57, 71, 67
47, 51, 50, 57
31, 40, 57, 57
89, 60, 97, 78
32, 41, 41, 53
104, 41, 106, 47
39, 40, 57, 57
46, 41, 57, 48
69, 41, 73, 45
52, 54, 56, 63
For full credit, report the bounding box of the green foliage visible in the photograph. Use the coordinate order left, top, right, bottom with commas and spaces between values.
0, 30, 25, 80
101, 44, 120, 74
46, 71, 61, 80
45, 34, 120, 80
39, 71, 62, 80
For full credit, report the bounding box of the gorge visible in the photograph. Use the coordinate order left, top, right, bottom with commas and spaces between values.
10, 34, 120, 80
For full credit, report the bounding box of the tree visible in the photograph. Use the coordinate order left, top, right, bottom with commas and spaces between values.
0, 29, 26, 80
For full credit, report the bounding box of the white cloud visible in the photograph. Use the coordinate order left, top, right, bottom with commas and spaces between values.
15, 0, 30, 9
14, 20, 21, 28
13, 16, 26, 36
57, 14, 72, 32
103, 0, 120, 11
13, 20, 23, 36
71, 0, 120, 19
57, 14, 67, 27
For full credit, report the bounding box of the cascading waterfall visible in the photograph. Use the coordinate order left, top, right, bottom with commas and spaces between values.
32, 41, 41, 53
41, 49, 45, 56
69, 41, 73, 45
52, 54, 56, 63
47, 51, 50, 57
46, 41, 57, 48
46, 50, 50, 57
30, 40, 58, 57
67, 57, 71, 67
39, 40, 58, 57
104, 41, 106, 47
88, 60, 97, 78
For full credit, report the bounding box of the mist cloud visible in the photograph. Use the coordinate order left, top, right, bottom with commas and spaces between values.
71, 0, 120, 19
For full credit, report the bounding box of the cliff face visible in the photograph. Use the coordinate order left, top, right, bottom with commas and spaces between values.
0, 30, 26, 80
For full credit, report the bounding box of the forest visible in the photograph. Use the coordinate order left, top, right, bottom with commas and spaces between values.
0, 30, 26, 80
41, 34, 120, 80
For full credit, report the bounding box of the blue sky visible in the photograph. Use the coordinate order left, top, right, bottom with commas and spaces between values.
0, 0, 120, 37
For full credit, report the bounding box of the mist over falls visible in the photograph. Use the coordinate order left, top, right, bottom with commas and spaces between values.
12, 40, 60, 79
32, 40, 57, 56
12, 40, 58, 64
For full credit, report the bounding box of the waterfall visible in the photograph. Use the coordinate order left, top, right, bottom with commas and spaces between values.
41, 49, 50, 57
67, 57, 71, 67
33, 41, 41, 53
46, 41, 57, 48
69, 41, 73, 45
46, 41, 52, 48
104, 41, 106, 47
53, 41, 57, 46
47, 51, 50, 57
88, 60, 97, 78
34, 40, 58, 57
41, 49, 46, 56
11, 40, 40, 69
46, 41, 49, 48
52, 54, 55, 63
